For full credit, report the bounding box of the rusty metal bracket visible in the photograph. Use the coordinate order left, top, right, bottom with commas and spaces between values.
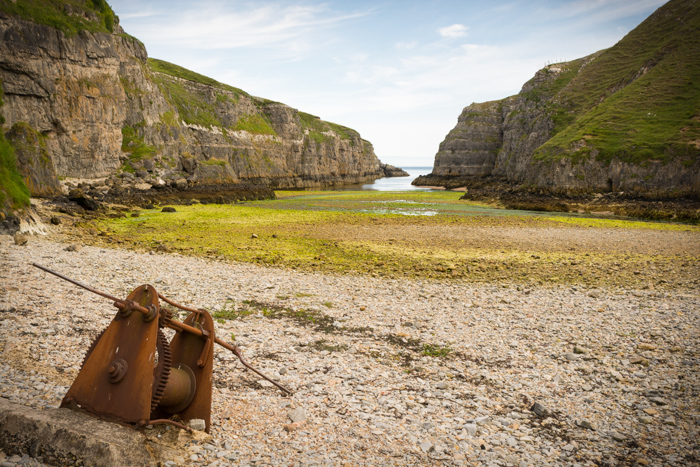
31, 262, 294, 434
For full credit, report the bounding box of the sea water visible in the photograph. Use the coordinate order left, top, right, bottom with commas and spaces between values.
362, 166, 435, 191
308, 166, 435, 191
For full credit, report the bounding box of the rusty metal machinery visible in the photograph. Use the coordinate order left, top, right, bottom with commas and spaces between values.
32, 263, 292, 433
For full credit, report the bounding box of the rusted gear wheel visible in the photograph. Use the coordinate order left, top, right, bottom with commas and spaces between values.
151, 328, 172, 412
158, 306, 174, 328
80, 329, 106, 369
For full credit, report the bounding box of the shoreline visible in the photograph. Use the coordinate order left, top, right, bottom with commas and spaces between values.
0, 229, 698, 466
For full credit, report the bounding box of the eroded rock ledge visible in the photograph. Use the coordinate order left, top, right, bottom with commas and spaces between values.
0, 11, 401, 204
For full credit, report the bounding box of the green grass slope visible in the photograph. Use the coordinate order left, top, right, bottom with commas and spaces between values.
0, 0, 117, 36
148, 58, 360, 141
0, 80, 30, 213
148, 58, 250, 99
148, 58, 279, 134
0, 134, 30, 212
535, 0, 700, 166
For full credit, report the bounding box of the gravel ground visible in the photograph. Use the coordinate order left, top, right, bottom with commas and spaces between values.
1, 234, 698, 466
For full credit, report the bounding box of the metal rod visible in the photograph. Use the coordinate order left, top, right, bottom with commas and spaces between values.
165, 320, 293, 394
157, 293, 203, 315
224, 342, 294, 395
33, 262, 123, 302
166, 319, 208, 336
31, 263, 149, 315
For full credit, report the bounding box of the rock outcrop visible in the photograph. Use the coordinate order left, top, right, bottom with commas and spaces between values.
0, 6, 393, 202
430, 100, 504, 178
0, 398, 191, 467
416, 0, 700, 197
380, 163, 409, 177
5, 122, 61, 197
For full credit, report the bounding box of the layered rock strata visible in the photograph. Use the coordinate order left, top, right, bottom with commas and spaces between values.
416, 0, 700, 197
0, 11, 393, 199
430, 100, 504, 178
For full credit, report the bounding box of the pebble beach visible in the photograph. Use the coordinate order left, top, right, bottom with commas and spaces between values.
1, 233, 698, 466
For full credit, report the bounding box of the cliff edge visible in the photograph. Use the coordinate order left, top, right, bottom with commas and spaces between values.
0, 0, 398, 215
415, 0, 700, 198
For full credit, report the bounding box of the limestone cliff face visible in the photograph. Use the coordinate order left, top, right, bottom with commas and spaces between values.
130, 67, 384, 189
380, 164, 409, 177
493, 69, 559, 181
418, 0, 700, 196
418, 57, 700, 196
416, 64, 577, 189
431, 100, 504, 177
0, 12, 385, 195
0, 12, 140, 180
5, 122, 61, 197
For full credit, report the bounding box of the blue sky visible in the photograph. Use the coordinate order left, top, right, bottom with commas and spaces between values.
110, 0, 667, 167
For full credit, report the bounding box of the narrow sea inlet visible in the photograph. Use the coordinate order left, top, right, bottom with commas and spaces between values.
92, 190, 699, 288
308, 167, 435, 192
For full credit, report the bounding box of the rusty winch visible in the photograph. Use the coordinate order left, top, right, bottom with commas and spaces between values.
32, 263, 291, 433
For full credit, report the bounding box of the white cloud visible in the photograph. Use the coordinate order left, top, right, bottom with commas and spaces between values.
119, 2, 373, 60
332, 40, 528, 118
118, 11, 158, 19
460, 43, 493, 54
438, 24, 468, 38
344, 64, 401, 87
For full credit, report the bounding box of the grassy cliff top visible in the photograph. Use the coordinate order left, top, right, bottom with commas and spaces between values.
535, 0, 700, 165
149, 58, 361, 141
0, 0, 117, 36
148, 58, 251, 98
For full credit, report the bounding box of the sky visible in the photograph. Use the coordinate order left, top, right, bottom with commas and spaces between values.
109, 0, 667, 167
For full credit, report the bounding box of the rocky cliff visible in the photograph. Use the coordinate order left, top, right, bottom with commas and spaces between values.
416, 0, 700, 197
429, 100, 504, 178
0, 1, 392, 210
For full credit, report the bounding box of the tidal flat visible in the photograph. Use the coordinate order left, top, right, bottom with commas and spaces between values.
89, 191, 700, 290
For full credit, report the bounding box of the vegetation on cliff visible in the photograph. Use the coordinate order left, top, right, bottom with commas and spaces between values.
0, 81, 30, 212
148, 58, 282, 136
299, 112, 358, 143
0, 134, 30, 212
148, 58, 250, 99
121, 124, 156, 162
233, 114, 277, 136
519, 58, 585, 135
0, 0, 117, 36
535, 0, 700, 166
149, 58, 362, 144
5, 121, 61, 198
